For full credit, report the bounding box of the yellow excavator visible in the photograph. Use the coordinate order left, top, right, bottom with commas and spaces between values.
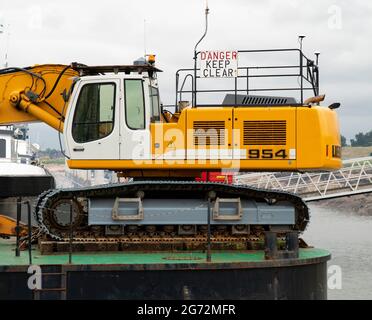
0, 48, 341, 247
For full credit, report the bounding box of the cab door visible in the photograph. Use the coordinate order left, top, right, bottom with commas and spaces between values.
120, 78, 151, 160
65, 78, 120, 160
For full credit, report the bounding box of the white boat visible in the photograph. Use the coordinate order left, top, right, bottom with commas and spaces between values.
0, 125, 55, 222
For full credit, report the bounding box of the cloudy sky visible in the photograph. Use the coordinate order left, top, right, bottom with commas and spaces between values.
0, 0, 371, 148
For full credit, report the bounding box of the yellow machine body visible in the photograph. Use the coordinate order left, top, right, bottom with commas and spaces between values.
0, 64, 341, 178
67, 105, 341, 175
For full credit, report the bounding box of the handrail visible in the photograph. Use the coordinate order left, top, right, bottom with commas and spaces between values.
176, 48, 319, 107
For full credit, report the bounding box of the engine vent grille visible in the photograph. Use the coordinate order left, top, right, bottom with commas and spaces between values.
242, 96, 291, 105
243, 120, 286, 145
222, 94, 297, 106
193, 121, 225, 146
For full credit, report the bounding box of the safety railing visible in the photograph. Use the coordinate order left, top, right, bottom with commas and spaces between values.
175, 48, 319, 110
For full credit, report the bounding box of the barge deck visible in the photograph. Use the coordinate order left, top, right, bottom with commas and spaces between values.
0, 239, 330, 300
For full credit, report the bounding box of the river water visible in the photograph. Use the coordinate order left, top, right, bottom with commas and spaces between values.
304, 204, 372, 300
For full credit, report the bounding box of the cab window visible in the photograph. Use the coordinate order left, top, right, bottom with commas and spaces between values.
72, 83, 115, 143
149, 86, 160, 120
0, 139, 6, 158
125, 79, 145, 130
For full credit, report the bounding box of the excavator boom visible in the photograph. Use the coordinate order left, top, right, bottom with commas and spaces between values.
0, 65, 78, 131
0, 214, 27, 238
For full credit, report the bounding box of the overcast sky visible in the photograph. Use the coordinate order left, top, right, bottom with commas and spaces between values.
0, 0, 371, 148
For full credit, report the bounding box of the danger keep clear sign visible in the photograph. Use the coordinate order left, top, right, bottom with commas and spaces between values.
199, 50, 238, 78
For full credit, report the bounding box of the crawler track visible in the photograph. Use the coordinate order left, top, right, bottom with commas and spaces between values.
34, 181, 310, 242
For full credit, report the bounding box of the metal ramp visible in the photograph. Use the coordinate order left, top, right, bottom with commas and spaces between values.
235, 157, 372, 201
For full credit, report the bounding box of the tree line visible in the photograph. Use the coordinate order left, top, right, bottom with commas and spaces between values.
342, 130, 372, 147
39, 148, 64, 159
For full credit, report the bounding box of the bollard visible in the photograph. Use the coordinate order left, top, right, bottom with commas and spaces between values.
265, 231, 300, 260
285, 231, 299, 258
264, 231, 278, 260
206, 191, 216, 263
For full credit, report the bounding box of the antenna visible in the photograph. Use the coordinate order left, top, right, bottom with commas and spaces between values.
192, 0, 210, 107
194, 0, 210, 54
0, 23, 10, 68
144, 19, 147, 57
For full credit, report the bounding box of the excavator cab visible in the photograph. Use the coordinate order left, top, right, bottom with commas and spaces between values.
64, 72, 158, 162
56, 60, 172, 171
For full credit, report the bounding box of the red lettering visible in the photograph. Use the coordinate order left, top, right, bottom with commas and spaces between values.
232, 51, 237, 60
200, 51, 206, 60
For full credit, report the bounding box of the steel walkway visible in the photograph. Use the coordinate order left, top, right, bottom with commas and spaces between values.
235, 157, 372, 201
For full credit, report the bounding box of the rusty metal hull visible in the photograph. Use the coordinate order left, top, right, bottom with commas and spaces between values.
0, 251, 330, 300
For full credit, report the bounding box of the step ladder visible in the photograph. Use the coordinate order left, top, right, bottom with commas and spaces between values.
33, 265, 67, 300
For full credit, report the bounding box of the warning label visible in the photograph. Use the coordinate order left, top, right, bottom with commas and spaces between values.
199, 50, 238, 78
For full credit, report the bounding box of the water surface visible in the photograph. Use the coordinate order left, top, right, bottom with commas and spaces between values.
305, 204, 372, 300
